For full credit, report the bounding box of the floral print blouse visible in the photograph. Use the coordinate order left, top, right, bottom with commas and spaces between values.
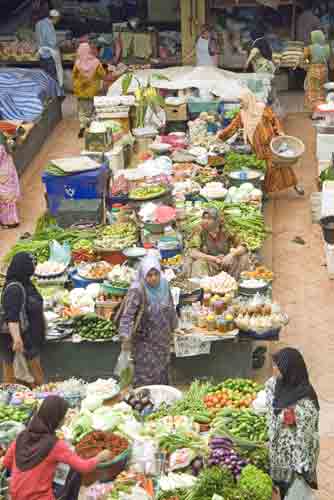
265, 377, 319, 487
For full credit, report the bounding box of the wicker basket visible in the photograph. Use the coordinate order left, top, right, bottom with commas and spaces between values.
270, 135, 305, 166
81, 448, 131, 486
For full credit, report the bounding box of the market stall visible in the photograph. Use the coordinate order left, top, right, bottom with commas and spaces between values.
0, 377, 275, 500
0, 67, 62, 174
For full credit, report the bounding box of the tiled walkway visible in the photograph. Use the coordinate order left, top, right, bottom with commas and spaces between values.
270, 113, 334, 500
0, 99, 333, 498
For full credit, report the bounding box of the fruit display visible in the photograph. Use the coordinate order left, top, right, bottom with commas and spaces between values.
211, 408, 268, 445
129, 185, 168, 201
240, 266, 274, 282
72, 314, 116, 341
0, 40, 38, 61
95, 223, 138, 250
204, 379, 262, 411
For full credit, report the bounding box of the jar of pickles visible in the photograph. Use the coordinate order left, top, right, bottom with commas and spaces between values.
217, 318, 227, 333
207, 315, 216, 331
198, 313, 207, 329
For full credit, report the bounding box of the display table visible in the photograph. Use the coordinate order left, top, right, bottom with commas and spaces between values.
13, 97, 63, 176
40, 337, 253, 384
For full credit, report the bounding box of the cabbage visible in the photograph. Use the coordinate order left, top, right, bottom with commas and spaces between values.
81, 394, 104, 412
92, 407, 122, 432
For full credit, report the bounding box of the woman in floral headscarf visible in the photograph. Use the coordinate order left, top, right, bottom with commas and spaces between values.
0, 133, 20, 228
119, 255, 177, 387
304, 30, 330, 114
218, 89, 304, 195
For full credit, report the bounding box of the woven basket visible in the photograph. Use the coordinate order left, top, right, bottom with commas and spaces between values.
270, 135, 305, 166
81, 448, 131, 486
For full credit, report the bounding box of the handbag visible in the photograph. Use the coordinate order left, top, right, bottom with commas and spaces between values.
113, 285, 147, 344
0, 282, 29, 335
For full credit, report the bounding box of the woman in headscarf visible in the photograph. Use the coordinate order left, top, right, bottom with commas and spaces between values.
185, 207, 250, 279
218, 89, 304, 195
3, 395, 111, 500
72, 43, 106, 138
0, 132, 20, 228
304, 30, 330, 116
0, 253, 45, 385
119, 255, 177, 387
266, 348, 320, 499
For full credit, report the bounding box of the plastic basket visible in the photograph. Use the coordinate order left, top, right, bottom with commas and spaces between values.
174, 335, 211, 357
160, 247, 182, 260
134, 385, 183, 406
270, 136, 305, 165
82, 448, 130, 486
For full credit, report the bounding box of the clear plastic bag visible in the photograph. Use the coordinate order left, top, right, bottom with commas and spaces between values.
285, 476, 316, 500
49, 240, 71, 267
114, 350, 134, 389
13, 353, 33, 384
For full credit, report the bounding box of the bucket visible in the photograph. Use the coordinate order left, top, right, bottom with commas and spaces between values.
320, 216, 334, 244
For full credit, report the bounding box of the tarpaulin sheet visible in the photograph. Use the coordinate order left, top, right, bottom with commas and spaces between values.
107, 66, 273, 102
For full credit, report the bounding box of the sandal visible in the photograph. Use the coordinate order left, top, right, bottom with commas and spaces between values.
0, 223, 19, 229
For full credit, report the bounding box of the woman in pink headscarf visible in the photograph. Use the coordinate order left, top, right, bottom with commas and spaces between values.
73, 43, 106, 138
0, 133, 20, 228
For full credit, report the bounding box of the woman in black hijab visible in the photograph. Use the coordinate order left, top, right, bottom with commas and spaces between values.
0, 252, 45, 385
266, 348, 320, 499
3, 395, 111, 500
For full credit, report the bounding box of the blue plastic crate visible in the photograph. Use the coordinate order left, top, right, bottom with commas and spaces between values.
160, 247, 182, 259
42, 164, 109, 200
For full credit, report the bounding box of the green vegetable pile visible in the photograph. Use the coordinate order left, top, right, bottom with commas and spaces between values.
184, 466, 235, 500
238, 447, 270, 473
3, 216, 97, 264
239, 465, 272, 500
95, 222, 137, 250
159, 430, 207, 455
319, 164, 334, 187
157, 489, 188, 500
129, 185, 167, 200
147, 381, 212, 424
0, 404, 32, 424
205, 201, 269, 251
211, 408, 268, 444
213, 378, 264, 395
224, 152, 266, 173
72, 314, 116, 341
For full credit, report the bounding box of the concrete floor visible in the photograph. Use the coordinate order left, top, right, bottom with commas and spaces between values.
0, 93, 333, 498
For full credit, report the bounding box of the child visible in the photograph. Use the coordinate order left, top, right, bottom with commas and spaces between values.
73, 43, 106, 138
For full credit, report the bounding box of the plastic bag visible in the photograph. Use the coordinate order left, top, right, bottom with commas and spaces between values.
13, 353, 33, 384
285, 476, 316, 500
49, 240, 71, 267
114, 350, 133, 389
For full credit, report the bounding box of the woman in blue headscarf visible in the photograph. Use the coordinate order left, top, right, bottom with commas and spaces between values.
119, 255, 177, 387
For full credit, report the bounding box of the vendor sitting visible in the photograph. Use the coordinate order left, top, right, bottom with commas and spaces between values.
185, 207, 250, 280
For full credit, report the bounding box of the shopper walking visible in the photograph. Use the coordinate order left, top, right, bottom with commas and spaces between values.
0, 253, 45, 386
35, 6, 63, 87
218, 89, 304, 195
2, 395, 111, 500
304, 30, 330, 116
0, 133, 20, 229
119, 255, 177, 387
73, 42, 106, 138
266, 348, 320, 499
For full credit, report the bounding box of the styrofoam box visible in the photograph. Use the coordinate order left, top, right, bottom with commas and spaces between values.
317, 133, 334, 161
